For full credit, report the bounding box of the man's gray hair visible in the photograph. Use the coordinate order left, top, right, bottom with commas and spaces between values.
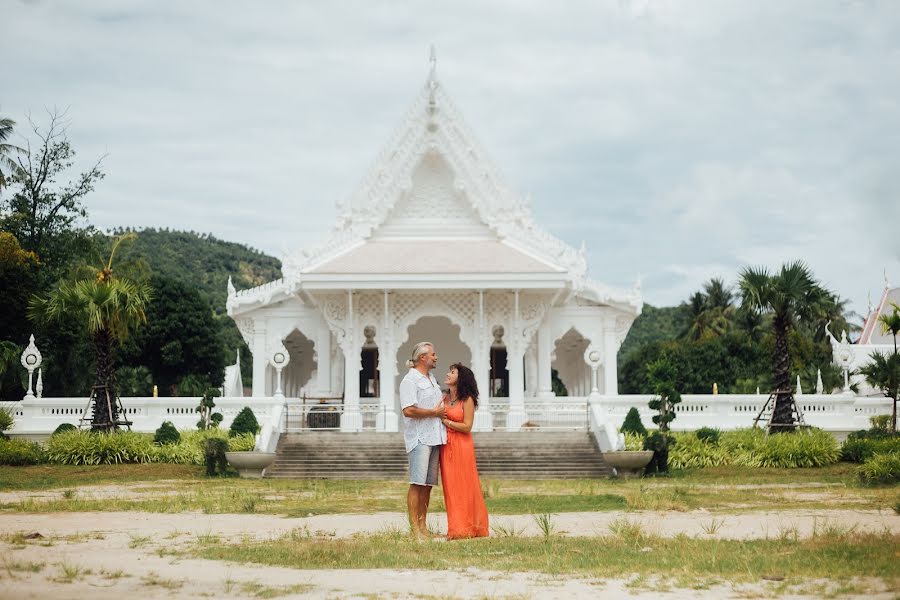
406, 342, 433, 369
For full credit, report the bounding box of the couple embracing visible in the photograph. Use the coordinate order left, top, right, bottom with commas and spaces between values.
400, 341, 489, 540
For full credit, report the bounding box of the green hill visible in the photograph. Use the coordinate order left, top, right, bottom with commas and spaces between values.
618, 303, 692, 362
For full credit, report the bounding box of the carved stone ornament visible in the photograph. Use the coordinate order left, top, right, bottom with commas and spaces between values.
268, 344, 291, 370
20, 334, 42, 371
583, 345, 603, 369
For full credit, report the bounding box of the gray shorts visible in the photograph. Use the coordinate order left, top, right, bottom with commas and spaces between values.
408, 443, 440, 487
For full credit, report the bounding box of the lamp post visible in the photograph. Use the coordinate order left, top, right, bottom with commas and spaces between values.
20, 335, 42, 401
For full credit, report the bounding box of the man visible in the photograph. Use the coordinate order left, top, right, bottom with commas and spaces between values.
399, 341, 447, 539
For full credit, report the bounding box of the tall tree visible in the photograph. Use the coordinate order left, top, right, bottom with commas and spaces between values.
684, 278, 735, 341
878, 302, 900, 355
28, 234, 152, 430
857, 352, 900, 433
0, 111, 103, 281
0, 113, 22, 191
739, 261, 837, 431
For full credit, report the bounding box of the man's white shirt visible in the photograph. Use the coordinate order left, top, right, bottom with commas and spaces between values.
399, 368, 447, 453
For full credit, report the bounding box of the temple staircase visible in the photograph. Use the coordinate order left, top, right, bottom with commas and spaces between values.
265, 431, 610, 479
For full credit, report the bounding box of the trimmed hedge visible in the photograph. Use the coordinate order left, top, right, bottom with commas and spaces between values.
0, 438, 47, 465
154, 421, 180, 445
620, 407, 647, 437
668, 427, 840, 469
229, 407, 260, 437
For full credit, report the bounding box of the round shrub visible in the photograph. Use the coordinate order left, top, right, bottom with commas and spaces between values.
0, 438, 47, 465
153, 421, 181, 446
857, 452, 900, 486
52, 423, 77, 436
620, 407, 647, 437
229, 407, 259, 437
695, 427, 721, 445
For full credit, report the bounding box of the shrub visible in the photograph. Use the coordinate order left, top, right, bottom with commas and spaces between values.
623, 432, 645, 451
153, 421, 180, 445
857, 453, 900, 486
669, 432, 729, 469
0, 407, 14, 433
841, 437, 900, 463
870, 415, 893, 435
722, 427, 840, 468
620, 407, 647, 437
643, 431, 675, 474
0, 438, 47, 465
695, 427, 721, 445
46, 430, 155, 465
52, 423, 77, 436
204, 437, 229, 476
229, 407, 259, 437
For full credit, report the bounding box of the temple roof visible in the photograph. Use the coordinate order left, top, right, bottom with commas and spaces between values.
859, 286, 900, 345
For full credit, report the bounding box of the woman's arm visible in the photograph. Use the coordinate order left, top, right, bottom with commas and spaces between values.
441, 398, 475, 433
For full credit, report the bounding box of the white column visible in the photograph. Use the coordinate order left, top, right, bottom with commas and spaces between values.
537, 318, 554, 399
340, 291, 362, 432
603, 321, 618, 395
377, 291, 398, 432
472, 290, 493, 431
315, 320, 332, 396
525, 346, 538, 397
251, 327, 267, 397
506, 291, 527, 431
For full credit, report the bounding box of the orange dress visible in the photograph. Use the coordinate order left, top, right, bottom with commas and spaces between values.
440, 401, 489, 539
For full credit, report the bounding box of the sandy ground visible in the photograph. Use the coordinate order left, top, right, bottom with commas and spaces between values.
1, 510, 897, 599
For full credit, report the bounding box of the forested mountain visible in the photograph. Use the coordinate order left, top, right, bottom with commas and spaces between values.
618, 304, 692, 363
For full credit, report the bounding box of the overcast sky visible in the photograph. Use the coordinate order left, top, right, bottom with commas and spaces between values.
4, 0, 898, 318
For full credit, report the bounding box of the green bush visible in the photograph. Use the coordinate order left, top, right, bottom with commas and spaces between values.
623, 432, 645, 451
204, 437, 229, 476
0, 438, 47, 465
52, 423, 77, 436
857, 452, 900, 486
153, 421, 180, 445
46, 430, 155, 465
229, 407, 259, 437
0, 407, 15, 433
869, 415, 893, 435
620, 407, 647, 437
695, 427, 721, 445
643, 431, 675, 474
669, 432, 729, 469
841, 437, 900, 463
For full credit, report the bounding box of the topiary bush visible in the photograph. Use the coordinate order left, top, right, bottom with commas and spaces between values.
229, 407, 259, 438
0, 438, 47, 465
52, 423, 77, 436
841, 437, 900, 463
695, 427, 721, 445
46, 430, 155, 465
204, 437, 229, 476
153, 421, 180, 445
857, 452, 900, 486
643, 431, 675, 474
620, 407, 647, 437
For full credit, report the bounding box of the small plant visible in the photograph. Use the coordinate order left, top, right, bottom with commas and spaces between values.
700, 518, 725, 535
532, 513, 556, 538
695, 427, 721, 445
196, 387, 222, 430
61, 489, 76, 500
857, 452, 900, 486
229, 406, 260, 437
0, 406, 15, 434
153, 421, 180, 445
620, 407, 647, 437
203, 437, 229, 476
240, 495, 259, 513
491, 522, 525, 538
52, 423, 77, 436
870, 414, 893, 434
607, 517, 647, 544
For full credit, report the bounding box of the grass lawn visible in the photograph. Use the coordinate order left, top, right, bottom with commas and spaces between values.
1, 463, 896, 516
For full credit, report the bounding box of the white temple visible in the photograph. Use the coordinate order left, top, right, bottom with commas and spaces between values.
225, 55, 642, 432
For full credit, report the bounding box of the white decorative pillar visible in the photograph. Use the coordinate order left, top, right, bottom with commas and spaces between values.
251, 324, 267, 397
20, 335, 42, 401
602, 322, 618, 395
341, 290, 363, 432
268, 344, 290, 400
525, 345, 538, 397
506, 291, 527, 431
584, 345, 603, 400
377, 290, 398, 432
536, 319, 554, 399
315, 320, 332, 396
472, 291, 493, 431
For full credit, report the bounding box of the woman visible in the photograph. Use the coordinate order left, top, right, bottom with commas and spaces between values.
439, 363, 489, 539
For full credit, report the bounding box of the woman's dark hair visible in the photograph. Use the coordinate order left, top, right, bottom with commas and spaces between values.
450, 363, 479, 408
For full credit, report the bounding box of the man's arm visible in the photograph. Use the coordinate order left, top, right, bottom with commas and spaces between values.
399, 378, 447, 419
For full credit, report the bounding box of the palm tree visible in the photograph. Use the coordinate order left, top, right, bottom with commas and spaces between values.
0, 114, 22, 190
739, 261, 836, 431
684, 278, 735, 341
28, 234, 152, 431
878, 302, 900, 355
857, 352, 900, 433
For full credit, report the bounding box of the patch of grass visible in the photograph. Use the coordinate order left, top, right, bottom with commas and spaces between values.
51, 562, 84, 583
98, 567, 129, 579
128, 534, 152, 549
532, 513, 556, 538
141, 571, 183, 590
2, 558, 45, 575
700, 518, 725, 535
238, 581, 315, 598
193, 530, 900, 585
0, 463, 201, 490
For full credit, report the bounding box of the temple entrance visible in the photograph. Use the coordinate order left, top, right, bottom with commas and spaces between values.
396, 316, 471, 409
551, 327, 591, 397
277, 329, 316, 397
359, 325, 379, 398
490, 325, 509, 397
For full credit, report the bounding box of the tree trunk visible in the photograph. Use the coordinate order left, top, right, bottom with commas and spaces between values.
91, 328, 119, 431
770, 315, 797, 432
